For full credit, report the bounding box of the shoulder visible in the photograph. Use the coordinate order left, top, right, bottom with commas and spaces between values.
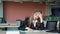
24, 17, 29, 25
25, 17, 29, 21
41, 22, 44, 25
24, 17, 29, 23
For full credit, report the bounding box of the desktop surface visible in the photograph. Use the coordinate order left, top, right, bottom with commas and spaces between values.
0, 30, 59, 34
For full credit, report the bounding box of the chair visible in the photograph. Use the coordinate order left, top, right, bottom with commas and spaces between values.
16, 20, 26, 30
46, 21, 57, 32
0, 18, 2, 23
16, 20, 21, 26
0, 18, 7, 31
0, 18, 7, 23
58, 21, 60, 33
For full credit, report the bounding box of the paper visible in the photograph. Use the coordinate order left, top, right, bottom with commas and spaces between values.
6, 30, 20, 34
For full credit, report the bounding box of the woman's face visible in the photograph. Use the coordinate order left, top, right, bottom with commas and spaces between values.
33, 12, 41, 20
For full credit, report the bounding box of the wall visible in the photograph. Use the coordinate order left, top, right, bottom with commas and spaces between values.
3, 1, 46, 22
0, 3, 3, 18
46, 5, 52, 16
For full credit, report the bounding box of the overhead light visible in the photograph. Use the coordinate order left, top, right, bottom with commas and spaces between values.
22, 0, 32, 2
33, 0, 40, 2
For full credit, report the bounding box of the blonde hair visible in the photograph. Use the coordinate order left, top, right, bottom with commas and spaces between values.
28, 9, 43, 27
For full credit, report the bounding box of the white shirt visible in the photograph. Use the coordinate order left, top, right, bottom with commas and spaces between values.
33, 20, 38, 27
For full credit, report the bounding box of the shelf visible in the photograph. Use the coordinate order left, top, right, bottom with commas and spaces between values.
45, 16, 60, 21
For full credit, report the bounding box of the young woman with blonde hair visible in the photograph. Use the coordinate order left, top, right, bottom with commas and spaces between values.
24, 9, 44, 30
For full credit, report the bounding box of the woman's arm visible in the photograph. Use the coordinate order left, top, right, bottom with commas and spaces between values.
38, 14, 43, 23
24, 17, 33, 30
36, 22, 44, 30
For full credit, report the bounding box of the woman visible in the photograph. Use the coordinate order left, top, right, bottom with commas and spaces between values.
24, 9, 44, 30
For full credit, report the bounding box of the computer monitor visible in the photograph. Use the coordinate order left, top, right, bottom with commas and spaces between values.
46, 21, 57, 31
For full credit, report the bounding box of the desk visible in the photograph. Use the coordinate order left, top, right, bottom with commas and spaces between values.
20, 30, 58, 34
0, 25, 19, 27
0, 23, 19, 30
0, 30, 59, 34
0, 23, 19, 27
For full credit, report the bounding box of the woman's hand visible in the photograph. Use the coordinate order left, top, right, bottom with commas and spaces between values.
25, 27, 33, 31
38, 14, 43, 23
